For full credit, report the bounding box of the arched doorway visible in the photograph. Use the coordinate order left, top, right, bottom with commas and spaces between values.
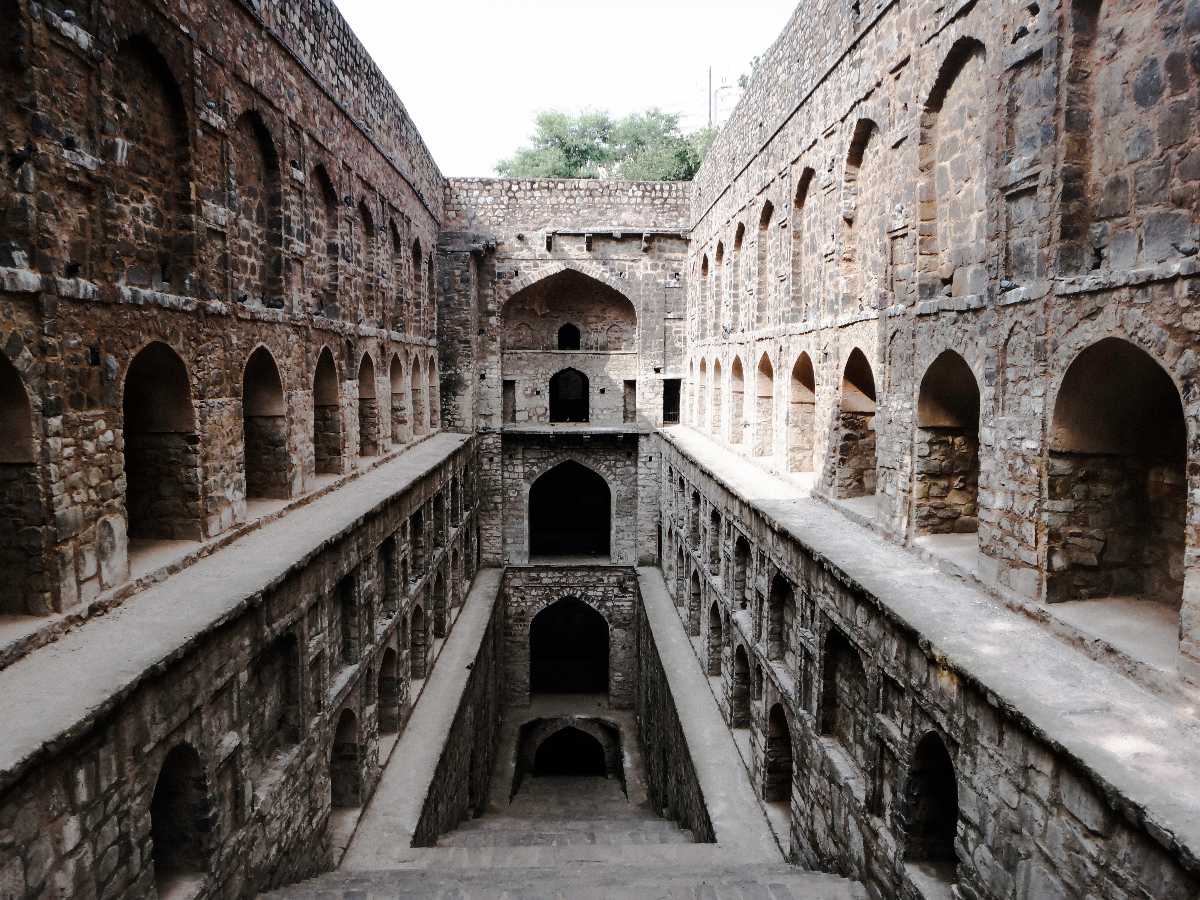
123, 342, 202, 540
1048, 338, 1186, 608
764, 704, 794, 805
788, 352, 816, 472
767, 573, 794, 662
529, 597, 609, 695
730, 356, 746, 444
528, 460, 611, 559
378, 647, 400, 734
242, 347, 289, 499
357, 353, 379, 457
915, 351, 980, 535
534, 727, 607, 776
432, 568, 447, 638
902, 732, 959, 868
150, 744, 211, 896
313, 347, 342, 475
330, 708, 362, 808
549, 367, 589, 422
834, 348, 878, 498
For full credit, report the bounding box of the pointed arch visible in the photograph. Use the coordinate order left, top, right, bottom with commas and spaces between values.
410, 355, 427, 437
712, 242, 726, 339
711, 358, 723, 436
230, 111, 282, 307
530, 597, 609, 695
730, 356, 746, 444
903, 732, 959, 866
427, 354, 440, 430
764, 704, 794, 805
756, 201, 775, 327
707, 601, 723, 676
411, 239, 424, 334
330, 708, 362, 807
389, 220, 405, 330
731, 645, 751, 728
150, 744, 212, 895
112, 36, 192, 292
528, 459, 611, 559
312, 347, 343, 475
833, 348, 878, 498
357, 352, 379, 457
1047, 337, 1186, 607
410, 605, 427, 680
766, 573, 795, 662
788, 352, 816, 472
378, 647, 401, 734
755, 352, 775, 457
357, 200, 377, 321
549, 367, 589, 423
123, 342, 202, 540
389, 354, 409, 444
697, 358, 709, 431
842, 118, 884, 313
309, 164, 339, 310
791, 168, 818, 322
242, 346, 289, 499
914, 350, 981, 534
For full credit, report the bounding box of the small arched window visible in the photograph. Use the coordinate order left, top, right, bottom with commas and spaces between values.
557, 323, 581, 350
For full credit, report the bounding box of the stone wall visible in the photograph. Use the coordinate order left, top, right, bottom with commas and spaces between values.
634, 593, 717, 844
659, 437, 1198, 900
501, 566, 638, 709
679, 0, 1200, 671
444, 179, 690, 435
0, 440, 479, 898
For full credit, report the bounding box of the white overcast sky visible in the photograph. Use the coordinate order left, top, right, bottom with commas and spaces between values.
332, 0, 798, 177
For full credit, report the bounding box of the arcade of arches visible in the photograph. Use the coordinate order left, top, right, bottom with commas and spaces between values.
1, 0, 1198, 899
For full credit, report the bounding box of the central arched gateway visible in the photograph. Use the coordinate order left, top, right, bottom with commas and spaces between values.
528, 460, 611, 559
529, 597, 609, 695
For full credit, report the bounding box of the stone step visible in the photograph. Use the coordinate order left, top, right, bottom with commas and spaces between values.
451, 815, 686, 833
436, 827, 694, 847
266, 861, 867, 899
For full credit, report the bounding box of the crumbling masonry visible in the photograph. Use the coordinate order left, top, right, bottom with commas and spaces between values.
1, 0, 1199, 898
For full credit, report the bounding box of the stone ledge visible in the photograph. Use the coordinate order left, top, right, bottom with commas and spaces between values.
0, 433, 471, 796
659, 425, 1200, 874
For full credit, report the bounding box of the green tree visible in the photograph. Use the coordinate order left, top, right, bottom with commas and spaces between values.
497, 109, 714, 181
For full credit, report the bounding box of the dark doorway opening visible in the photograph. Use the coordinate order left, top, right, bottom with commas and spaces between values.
534, 727, 607, 776
549, 367, 589, 422
662, 377, 681, 424
903, 732, 959, 867
529, 460, 610, 558
529, 597, 608, 694
557, 323, 581, 350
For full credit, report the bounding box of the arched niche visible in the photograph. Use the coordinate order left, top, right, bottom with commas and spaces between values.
707, 601, 723, 676
112, 36, 192, 292
902, 732, 960, 875
764, 704, 793, 806
755, 353, 775, 457
730, 356, 746, 444
1047, 337, 1186, 608
312, 347, 343, 475
528, 460, 610, 559
558, 322, 581, 350
242, 347, 289, 499
410, 605, 427, 679
788, 353, 816, 472
834, 348, 878, 499
123, 342, 202, 541
731, 645, 751, 728
410, 356, 427, 437
357, 353, 379, 457
309, 164, 340, 309
0, 353, 46, 614
501, 268, 637, 353
330, 708, 362, 808
230, 111, 282, 307
711, 359, 723, 435
529, 597, 609, 695
150, 744, 212, 896
914, 350, 981, 535
389, 354, 408, 444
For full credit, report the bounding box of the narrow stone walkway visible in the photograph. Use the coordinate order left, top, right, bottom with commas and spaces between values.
661, 425, 1200, 863
0, 433, 469, 794
636, 565, 785, 862
338, 567, 503, 866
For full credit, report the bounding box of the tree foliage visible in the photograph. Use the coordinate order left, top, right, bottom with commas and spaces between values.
496, 109, 715, 182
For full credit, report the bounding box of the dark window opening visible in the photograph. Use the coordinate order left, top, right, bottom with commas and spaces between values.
549, 367, 589, 422
529, 597, 609, 694
529, 460, 610, 558
534, 727, 607, 776
903, 732, 959, 868
662, 378, 681, 423
330, 708, 362, 807
764, 704, 794, 804
150, 744, 211, 895
623, 379, 637, 424
502, 379, 516, 423
557, 323, 581, 350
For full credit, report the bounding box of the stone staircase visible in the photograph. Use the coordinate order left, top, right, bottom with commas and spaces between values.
435, 774, 695, 848
265, 775, 867, 897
